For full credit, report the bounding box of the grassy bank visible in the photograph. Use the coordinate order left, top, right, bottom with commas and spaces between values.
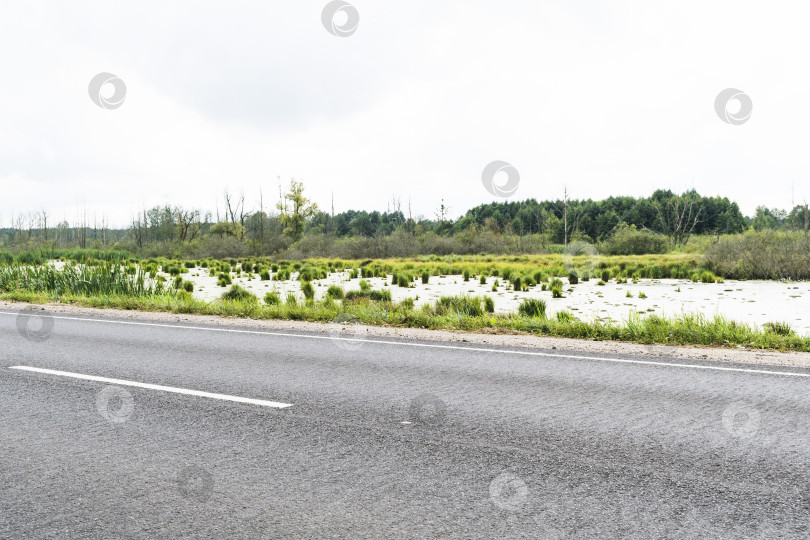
4, 287, 808, 352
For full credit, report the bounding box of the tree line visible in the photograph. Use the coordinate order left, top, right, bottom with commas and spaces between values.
1, 182, 807, 257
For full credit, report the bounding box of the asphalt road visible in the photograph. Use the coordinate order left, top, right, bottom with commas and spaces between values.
1, 309, 809, 539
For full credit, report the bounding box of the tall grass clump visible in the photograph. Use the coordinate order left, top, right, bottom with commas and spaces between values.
435, 295, 484, 317
222, 285, 257, 303
518, 298, 546, 318
0, 261, 169, 298
326, 285, 344, 299
301, 281, 315, 301
763, 321, 794, 336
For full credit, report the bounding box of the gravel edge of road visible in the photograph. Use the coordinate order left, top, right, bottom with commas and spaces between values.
3, 300, 810, 369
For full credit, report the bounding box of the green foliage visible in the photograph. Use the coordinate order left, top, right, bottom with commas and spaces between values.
221, 285, 257, 302
704, 231, 810, 280
264, 291, 281, 305
484, 296, 495, 313
278, 178, 319, 241
568, 271, 578, 285
600, 223, 669, 255
700, 271, 719, 283
301, 281, 315, 300
421, 270, 429, 284
435, 295, 484, 317
0, 261, 169, 297
344, 288, 392, 303
763, 321, 794, 336
518, 298, 546, 318
555, 310, 575, 323
463, 269, 471, 281
260, 270, 271, 280
183, 280, 194, 292
326, 285, 344, 299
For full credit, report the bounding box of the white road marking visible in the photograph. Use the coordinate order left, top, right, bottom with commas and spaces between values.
2, 310, 809, 378
8, 365, 293, 409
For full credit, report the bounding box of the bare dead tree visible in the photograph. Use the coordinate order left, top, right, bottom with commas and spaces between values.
40, 210, 48, 241
176, 208, 201, 242
258, 188, 265, 242
654, 192, 703, 246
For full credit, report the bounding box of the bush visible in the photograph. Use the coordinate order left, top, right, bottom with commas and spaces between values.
518, 298, 546, 318
600, 223, 669, 255
568, 271, 579, 285
326, 285, 344, 299
704, 231, 810, 280
398, 274, 410, 287
512, 276, 522, 291
359, 279, 371, 291
260, 270, 271, 280
601, 270, 611, 282
286, 292, 298, 306
264, 291, 281, 305
479, 274, 486, 285
399, 297, 415, 310
183, 280, 194, 292
483, 296, 495, 313
421, 270, 429, 284
173, 276, 183, 289
222, 285, 257, 303
463, 269, 471, 281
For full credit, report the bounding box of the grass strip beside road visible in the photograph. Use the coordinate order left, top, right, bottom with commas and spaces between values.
3, 289, 809, 353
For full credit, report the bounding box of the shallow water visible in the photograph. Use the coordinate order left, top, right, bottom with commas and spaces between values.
184, 269, 810, 336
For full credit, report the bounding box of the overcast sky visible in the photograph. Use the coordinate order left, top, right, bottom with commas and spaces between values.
2, 1, 809, 227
